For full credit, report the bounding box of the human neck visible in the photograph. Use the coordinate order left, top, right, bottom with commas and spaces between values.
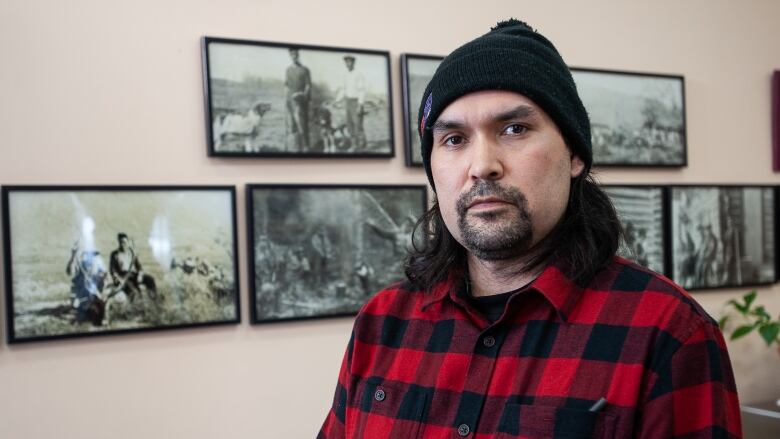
466, 253, 544, 297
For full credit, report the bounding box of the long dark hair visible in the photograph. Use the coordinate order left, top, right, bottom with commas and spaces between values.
404, 172, 623, 290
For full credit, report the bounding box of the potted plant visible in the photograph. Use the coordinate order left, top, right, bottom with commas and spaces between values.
719, 290, 780, 357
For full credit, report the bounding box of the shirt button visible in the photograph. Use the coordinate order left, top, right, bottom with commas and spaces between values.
374, 389, 385, 401
457, 424, 471, 436
483, 336, 496, 348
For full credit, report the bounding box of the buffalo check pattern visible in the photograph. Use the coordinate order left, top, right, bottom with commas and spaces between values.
318, 257, 742, 439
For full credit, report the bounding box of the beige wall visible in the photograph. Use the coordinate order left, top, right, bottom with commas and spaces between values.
1, 0, 779, 437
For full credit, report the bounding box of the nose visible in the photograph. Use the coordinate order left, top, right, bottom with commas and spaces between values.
468, 136, 503, 181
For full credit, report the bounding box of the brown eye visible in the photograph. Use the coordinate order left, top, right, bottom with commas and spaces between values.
503, 124, 527, 135
444, 135, 464, 147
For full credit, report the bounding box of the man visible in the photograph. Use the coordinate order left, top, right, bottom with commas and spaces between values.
293, 245, 313, 292
319, 20, 741, 438
311, 225, 334, 288
695, 222, 720, 287
66, 241, 107, 325
634, 227, 650, 268
624, 222, 649, 268
336, 54, 367, 150
678, 210, 699, 287
109, 233, 157, 300
254, 234, 278, 287
285, 47, 311, 151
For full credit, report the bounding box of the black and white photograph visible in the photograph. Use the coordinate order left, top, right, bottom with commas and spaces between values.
572, 68, 686, 166
2, 186, 240, 343
400, 53, 443, 166
203, 37, 394, 157
247, 184, 426, 322
670, 186, 776, 290
602, 185, 667, 275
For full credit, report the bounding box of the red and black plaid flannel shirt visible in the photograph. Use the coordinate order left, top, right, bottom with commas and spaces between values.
318, 257, 742, 438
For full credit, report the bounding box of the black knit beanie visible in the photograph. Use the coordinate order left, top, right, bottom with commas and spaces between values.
418, 19, 592, 190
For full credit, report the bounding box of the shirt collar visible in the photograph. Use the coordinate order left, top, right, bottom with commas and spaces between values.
530, 259, 584, 322
420, 268, 465, 310
419, 259, 584, 322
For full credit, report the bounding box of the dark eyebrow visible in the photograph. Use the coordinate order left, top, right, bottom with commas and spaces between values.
493, 105, 537, 122
431, 105, 537, 133
431, 120, 465, 133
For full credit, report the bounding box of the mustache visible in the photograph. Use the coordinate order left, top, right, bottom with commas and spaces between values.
455, 180, 527, 216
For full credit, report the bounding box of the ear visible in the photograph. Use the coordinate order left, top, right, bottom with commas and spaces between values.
570, 153, 585, 178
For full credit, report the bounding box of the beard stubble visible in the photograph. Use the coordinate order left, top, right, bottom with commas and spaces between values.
455, 180, 533, 261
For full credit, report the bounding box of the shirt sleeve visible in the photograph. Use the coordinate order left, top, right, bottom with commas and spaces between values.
636, 321, 742, 438
317, 331, 354, 439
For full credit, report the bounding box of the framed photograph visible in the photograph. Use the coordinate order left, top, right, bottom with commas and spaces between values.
400, 53, 443, 167
602, 185, 668, 275
202, 37, 394, 158
572, 68, 687, 167
247, 184, 427, 322
2, 186, 240, 343
669, 186, 776, 290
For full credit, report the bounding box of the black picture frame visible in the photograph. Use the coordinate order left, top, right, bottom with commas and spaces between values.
668, 185, 776, 291
246, 184, 427, 323
602, 185, 669, 276
400, 53, 443, 167
202, 37, 395, 158
2, 185, 240, 343
571, 67, 687, 167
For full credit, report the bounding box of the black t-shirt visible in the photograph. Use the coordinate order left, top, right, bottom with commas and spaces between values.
465, 282, 531, 323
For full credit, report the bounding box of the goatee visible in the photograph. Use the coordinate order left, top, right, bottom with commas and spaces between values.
456, 180, 532, 261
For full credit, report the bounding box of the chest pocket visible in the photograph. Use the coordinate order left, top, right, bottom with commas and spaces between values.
497, 403, 617, 439
350, 379, 429, 439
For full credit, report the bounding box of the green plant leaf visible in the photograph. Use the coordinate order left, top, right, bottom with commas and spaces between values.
718, 315, 729, 329
726, 299, 747, 315
752, 306, 771, 322
744, 290, 757, 309
731, 324, 756, 340
758, 323, 780, 347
